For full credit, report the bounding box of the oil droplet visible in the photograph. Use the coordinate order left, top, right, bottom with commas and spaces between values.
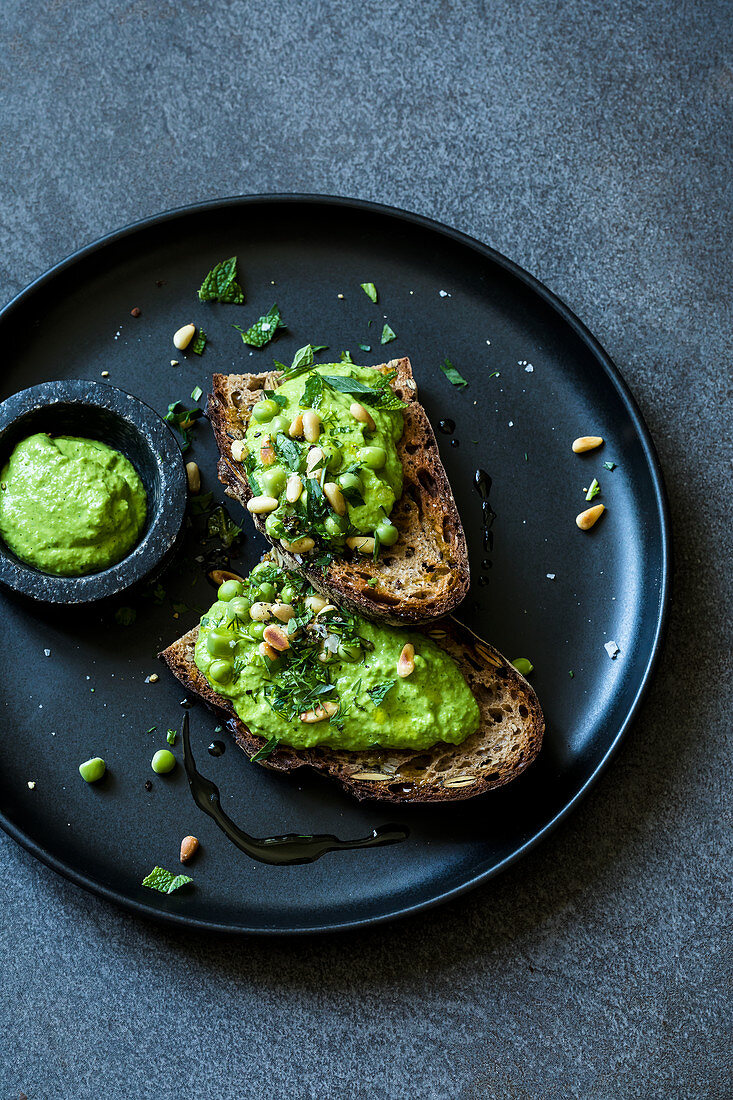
208, 740, 226, 757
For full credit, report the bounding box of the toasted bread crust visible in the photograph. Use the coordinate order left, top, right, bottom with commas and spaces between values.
207, 358, 470, 625
160, 621, 544, 804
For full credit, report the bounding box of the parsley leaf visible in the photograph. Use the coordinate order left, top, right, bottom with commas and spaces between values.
250, 736, 280, 763
198, 256, 244, 303
367, 680, 396, 707
360, 282, 378, 303
191, 328, 207, 355
234, 303, 285, 348
141, 866, 193, 894
439, 358, 468, 388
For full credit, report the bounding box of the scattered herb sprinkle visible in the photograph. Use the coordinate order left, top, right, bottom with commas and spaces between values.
164, 402, 203, 453
603, 461, 617, 471
114, 607, 136, 627
380, 323, 397, 344
250, 736, 280, 762
142, 866, 192, 894
198, 256, 244, 304
166, 729, 177, 745
585, 478, 601, 501
360, 282, 378, 303
191, 329, 207, 355
439, 358, 468, 389
367, 680, 396, 707
234, 303, 286, 348
190, 385, 203, 402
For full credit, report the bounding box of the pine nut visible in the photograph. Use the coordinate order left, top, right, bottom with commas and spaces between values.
300, 700, 338, 723
259, 436, 276, 467
288, 412, 304, 439
263, 624, 289, 652
179, 835, 199, 863
249, 602, 273, 622
305, 446, 325, 473
272, 602, 296, 622
323, 481, 346, 516
173, 323, 196, 350
576, 504, 606, 530
280, 536, 315, 553
397, 643, 415, 677
350, 401, 376, 431
231, 439, 246, 462
185, 461, 201, 493
572, 435, 604, 453
305, 595, 329, 613
246, 495, 279, 514
346, 535, 375, 554
258, 640, 280, 661
315, 604, 337, 617
286, 473, 303, 503
302, 409, 322, 442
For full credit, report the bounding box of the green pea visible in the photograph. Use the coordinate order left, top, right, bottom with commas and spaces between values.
260, 466, 287, 497
209, 659, 233, 684
206, 628, 236, 657
375, 520, 399, 546
280, 585, 296, 604
228, 596, 251, 619
250, 562, 270, 580
338, 471, 363, 494
511, 658, 534, 676
249, 622, 266, 641
79, 757, 106, 783
322, 443, 342, 471
151, 749, 176, 774
358, 446, 386, 470
337, 641, 362, 662
265, 513, 287, 539
218, 579, 243, 601
256, 581, 277, 602
268, 415, 290, 435
325, 514, 348, 538
252, 399, 279, 423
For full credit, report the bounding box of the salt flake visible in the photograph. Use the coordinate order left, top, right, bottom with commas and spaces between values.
604, 641, 620, 659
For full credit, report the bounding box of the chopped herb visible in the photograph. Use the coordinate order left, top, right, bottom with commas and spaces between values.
146, 726, 157, 734
585, 479, 601, 501
319, 374, 406, 411
569, 671, 575, 678
311, 344, 329, 353
198, 256, 244, 303
524, 452, 528, 461
603, 461, 617, 472
234, 303, 285, 348
488, 371, 500, 379
360, 282, 378, 303
339, 482, 365, 507
367, 680, 396, 707
207, 507, 242, 548
171, 602, 189, 615
367, 578, 379, 587
142, 866, 192, 894
164, 402, 203, 453
359, 343, 371, 352
187, 490, 213, 516
340, 350, 355, 363
114, 607, 136, 627
190, 385, 203, 402
380, 323, 396, 344
250, 736, 280, 763
283, 343, 315, 379
439, 358, 468, 389
191, 329, 207, 355
274, 432, 303, 472
300, 372, 325, 409
372, 527, 381, 562
166, 729, 177, 745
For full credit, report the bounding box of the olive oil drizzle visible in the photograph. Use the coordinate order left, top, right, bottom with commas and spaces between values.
181, 714, 408, 866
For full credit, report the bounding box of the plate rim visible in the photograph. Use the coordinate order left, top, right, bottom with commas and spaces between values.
0, 193, 672, 935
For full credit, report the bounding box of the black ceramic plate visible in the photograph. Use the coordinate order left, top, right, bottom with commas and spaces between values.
0, 196, 670, 934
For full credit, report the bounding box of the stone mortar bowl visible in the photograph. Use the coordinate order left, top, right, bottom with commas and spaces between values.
0, 379, 187, 604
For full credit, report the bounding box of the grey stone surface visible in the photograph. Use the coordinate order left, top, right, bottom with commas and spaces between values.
1, 1, 731, 1097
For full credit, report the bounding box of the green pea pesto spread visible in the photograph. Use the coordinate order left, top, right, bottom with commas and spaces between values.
242, 362, 405, 556
194, 562, 480, 752
0, 433, 147, 576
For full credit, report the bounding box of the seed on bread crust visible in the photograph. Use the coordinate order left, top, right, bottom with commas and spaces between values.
350, 771, 391, 781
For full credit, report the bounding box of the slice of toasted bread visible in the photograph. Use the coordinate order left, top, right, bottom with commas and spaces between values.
207, 357, 470, 625
160, 620, 544, 804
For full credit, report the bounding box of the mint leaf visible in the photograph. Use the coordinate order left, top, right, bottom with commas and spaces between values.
207, 507, 242, 548
300, 373, 325, 410
380, 324, 396, 345
274, 432, 303, 472
360, 282, 378, 303
439, 358, 468, 388
319, 375, 406, 411
198, 257, 244, 303
250, 736, 280, 763
191, 329, 207, 355
367, 680, 396, 707
142, 866, 192, 894
190, 385, 203, 402
283, 344, 315, 379
234, 303, 285, 348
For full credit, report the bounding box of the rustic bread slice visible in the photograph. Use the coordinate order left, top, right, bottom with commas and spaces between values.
160, 620, 544, 805
207, 357, 470, 626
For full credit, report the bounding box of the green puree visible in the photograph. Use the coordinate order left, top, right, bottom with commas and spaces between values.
242, 362, 405, 555
0, 433, 146, 576
195, 562, 480, 752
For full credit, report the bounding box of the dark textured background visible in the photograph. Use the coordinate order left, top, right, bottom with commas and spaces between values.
1, 2, 731, 1097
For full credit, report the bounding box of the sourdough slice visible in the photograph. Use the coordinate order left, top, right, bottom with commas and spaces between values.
160, 620, 544, 805
207, 358, 470, 626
